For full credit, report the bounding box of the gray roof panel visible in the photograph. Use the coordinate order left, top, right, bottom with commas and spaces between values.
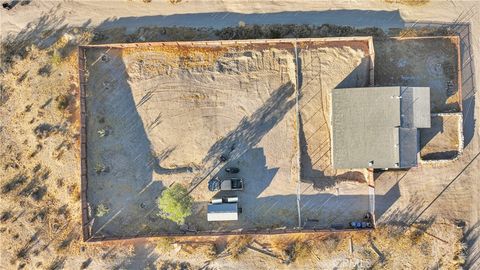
331, 86, 430, 169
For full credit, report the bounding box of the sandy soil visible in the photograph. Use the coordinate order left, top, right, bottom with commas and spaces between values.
1, 0, 479, 269
420, 113, 462, 160
374, 37, 461, 113
83, 40, 372, 238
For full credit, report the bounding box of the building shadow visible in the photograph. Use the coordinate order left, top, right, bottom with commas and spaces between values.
82, 48, 180, 239
188, 82, 296, 193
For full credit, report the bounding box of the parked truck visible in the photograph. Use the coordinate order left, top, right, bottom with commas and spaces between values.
208, 177, 244, 191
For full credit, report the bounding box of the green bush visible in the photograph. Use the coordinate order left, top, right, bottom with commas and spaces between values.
157, 184, 192, 224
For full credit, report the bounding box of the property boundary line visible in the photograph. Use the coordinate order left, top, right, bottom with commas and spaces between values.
78, 36, 381, 242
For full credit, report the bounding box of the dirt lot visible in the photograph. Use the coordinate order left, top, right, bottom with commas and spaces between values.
420, 113, 462, 160
1, 0, 478, 269
374, 37, 461, 113
82, 39, 373, 238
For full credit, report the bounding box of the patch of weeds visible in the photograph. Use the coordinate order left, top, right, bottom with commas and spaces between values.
95, 203, 110, 217
53, 140, 71, 160
285, 241, 312, 263
29, 144, 43, 158
17, 71, 28, 83
57, 233, 76, 251
47, 257, 66, 270
97, 128, 109, 137
67, 183, 80, 201
180, 242, 218, 260
57, 205, 70, 220
160, 261, 192, 270
24, 104, 32, 112
30, 186, 47, 201
34, 123, 59, 139
29, 209, 48, 223
56, 178, 64, 188
95, 163, 110, 174
18, 179, 39, 198
32, 163, 42, 173
55, 94, 70, 111
0, 211, 12, 223
156, 237, 175, 253
51, 51, 62, 66
384, 0, 429, 6
2, 174, 27, 194
81, 258, 92, 269
38, 64, 52, 77
226, 236, 252, 259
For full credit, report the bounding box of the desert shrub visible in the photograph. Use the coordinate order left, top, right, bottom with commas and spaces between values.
95, 204, 109, 217
38, 64, 52, 77
34, 123, 59, 139
2, 174, 27, 194
226, 236, 252, 259
156, 237, 175, 253
288, 241, 311, 263
180, 242, 218, 259
51, 51, 62, 66
384, 0, 429, 6
55, 94, 70, 111
157, 184, 192, 224
0, 211, 12, 222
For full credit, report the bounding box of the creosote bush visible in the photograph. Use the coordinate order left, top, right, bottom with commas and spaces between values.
157, 183, 192, 224
55, 94, 70, 111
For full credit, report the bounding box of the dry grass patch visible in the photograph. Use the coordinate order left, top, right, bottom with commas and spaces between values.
225, 236, 252, 259
384, 0, 429, 6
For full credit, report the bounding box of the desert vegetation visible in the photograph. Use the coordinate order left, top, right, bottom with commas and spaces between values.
0, 13, 469, 268
157, 184, 193, 224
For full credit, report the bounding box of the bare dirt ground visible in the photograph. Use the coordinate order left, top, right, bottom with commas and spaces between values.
83, 39, 372, 238
1, 0, 479, 269
374, 37, 461, 113
420, 113, 462, 160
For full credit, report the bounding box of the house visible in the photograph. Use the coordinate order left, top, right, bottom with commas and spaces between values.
331, 86, 431, 169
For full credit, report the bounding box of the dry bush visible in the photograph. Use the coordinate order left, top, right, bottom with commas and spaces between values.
156, 237, 175, 253
384, 0, 429, 6
159, 260, 192, 270
55, 94, 70, 111
226, 236, 252, 259
269, 236, 292, 260
178, 242, 218, 260
287, 241, 312, 263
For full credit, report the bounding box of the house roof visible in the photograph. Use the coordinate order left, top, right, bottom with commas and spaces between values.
331, 86, 430, 169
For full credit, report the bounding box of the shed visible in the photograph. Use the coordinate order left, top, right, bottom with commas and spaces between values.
207, 203, 238, 221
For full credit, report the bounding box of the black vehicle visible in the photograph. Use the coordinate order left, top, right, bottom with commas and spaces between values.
225, 167, 240, 174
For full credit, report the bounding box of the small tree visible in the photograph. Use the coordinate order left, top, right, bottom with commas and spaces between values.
157, 184, 192, 224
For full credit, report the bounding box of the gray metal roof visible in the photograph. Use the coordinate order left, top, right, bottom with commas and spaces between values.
331, 86, 431, 169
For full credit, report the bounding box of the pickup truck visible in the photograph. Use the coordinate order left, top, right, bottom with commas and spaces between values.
208, 177, 244, 191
